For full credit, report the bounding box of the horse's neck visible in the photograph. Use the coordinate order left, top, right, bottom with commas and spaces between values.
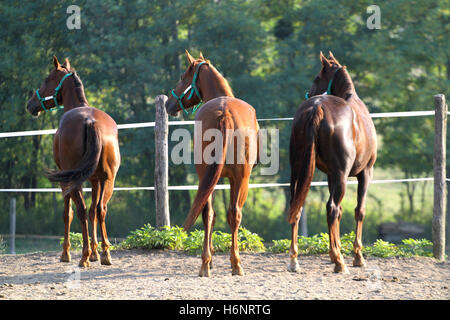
201, 67, 234, 102
61, 76, 89, 112
334, 69, 358, 101
336, 73, 371, 115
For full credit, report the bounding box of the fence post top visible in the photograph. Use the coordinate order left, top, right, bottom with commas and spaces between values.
433, 94, 446, 102
155, 95, 168, 104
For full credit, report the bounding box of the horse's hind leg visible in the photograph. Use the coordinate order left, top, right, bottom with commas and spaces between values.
199, 194, 214, 277
88, 179, 100, 262
288, 214, 301, 272
70, 187, 91, 267
209, 200, 217, 269
228, 176, 249, 276
60, 191, 73, 263
97, 179, 114, 265
326, 173, 348, 274
353, 167, 372, 267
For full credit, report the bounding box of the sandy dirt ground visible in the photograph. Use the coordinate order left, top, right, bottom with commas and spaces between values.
0, 249, 448, 300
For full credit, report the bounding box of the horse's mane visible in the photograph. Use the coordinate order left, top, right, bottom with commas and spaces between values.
196, 59, 234, 98
62, 65, 89, 106
72, 72, 89, 106
331, 64, 355, 97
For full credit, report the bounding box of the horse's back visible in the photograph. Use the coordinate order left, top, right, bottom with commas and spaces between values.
58, 106, 117, 135
195, 96, 258, 130
295, 95, 352, 127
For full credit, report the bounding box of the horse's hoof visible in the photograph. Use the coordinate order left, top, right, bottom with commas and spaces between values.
60, 252, 71, 263
232, 266, 244, 276
79, 259, 90, 268
89, 251, 100, 262
353, 256, 367, 268
334, 263, 349, 274
288, 260, 300, 273
199, 267, 211, 277
100, 252, 112, 265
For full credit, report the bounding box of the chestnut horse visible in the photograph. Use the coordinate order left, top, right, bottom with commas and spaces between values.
288, 52, 377, 273
166, 50, 259, 277
26, 56, 121, 267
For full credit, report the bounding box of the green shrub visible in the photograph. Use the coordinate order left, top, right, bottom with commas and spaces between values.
298, 232, 330, 255
59, 232, 83, 250
183, 229, 205, 254
119, 224, 186, 250
268, 232, 433, 258
269, 239, 291, 254
238, 227, 266, 253
269, 232, 354, 255
362, 239, 401, 258
118, 225, 265, 254
398, 238, 433, 257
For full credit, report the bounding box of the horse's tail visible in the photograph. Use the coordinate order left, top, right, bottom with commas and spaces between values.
183, 109, 233, 231
288, 104, 323, 224
46, 118, 102, 197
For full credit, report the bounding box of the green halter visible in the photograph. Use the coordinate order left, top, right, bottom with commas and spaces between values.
305, 67, 342, 100
36, 72, 73, 112
171, 61, 206, 115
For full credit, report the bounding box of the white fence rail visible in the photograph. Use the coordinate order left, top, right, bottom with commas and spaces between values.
0, 110, 446, 139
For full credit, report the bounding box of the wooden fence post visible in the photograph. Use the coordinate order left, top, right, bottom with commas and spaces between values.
155, 95, 170, 228
10, 198, 16, 254
433, 94, 447, 260
300, 207, 308, 237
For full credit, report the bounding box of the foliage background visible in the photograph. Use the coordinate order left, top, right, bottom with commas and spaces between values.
0, 0, 448, 245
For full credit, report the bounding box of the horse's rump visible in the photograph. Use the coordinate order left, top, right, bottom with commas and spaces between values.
46, 117, 102, 196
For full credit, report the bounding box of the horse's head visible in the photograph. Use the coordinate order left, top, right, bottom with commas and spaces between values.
165, 50, 209, 116
306, 51, 343, 99
26, 56, 73, 117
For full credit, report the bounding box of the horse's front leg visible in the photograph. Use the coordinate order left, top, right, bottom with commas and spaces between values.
353, 168, 372, 267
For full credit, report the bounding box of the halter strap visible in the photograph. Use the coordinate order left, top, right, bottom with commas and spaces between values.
171, 61, 207, 115
36, 72, 73, 112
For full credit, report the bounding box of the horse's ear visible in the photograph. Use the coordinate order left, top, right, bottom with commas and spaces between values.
185, 49, 195, 65
64, 58, 71, 71
199, 51, 205, 60
328, 51, 340, 64
328, 51, 335, 60
319, 51, 331, 67
53, 55, 61, 69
